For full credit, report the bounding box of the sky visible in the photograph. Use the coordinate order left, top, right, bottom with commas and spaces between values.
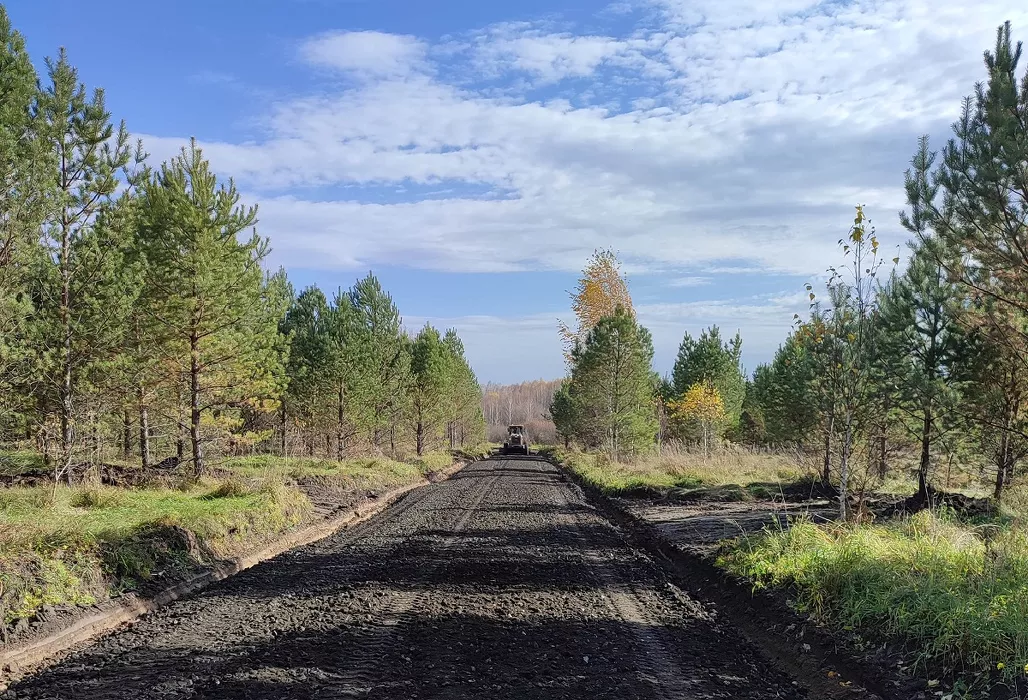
8, 0, 1028, 384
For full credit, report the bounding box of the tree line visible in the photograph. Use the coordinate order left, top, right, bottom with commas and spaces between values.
548, 250, 749, 459
480, 379, 561, 443
0, 7, 484, 478
552, 22, 1028, 515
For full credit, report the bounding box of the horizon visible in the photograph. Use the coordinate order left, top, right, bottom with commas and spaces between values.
10, 0, 1027, 384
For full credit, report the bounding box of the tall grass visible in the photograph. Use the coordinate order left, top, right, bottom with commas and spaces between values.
553, 445, 812, 497
0, 452, 462, 627
222, 453, 446, 491
720, 511, 1028, 679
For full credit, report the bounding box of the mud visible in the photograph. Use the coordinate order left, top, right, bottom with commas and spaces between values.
10, 458, 806, 699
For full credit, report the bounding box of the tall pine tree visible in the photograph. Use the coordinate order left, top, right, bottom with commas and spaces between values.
136, 140, 285, 476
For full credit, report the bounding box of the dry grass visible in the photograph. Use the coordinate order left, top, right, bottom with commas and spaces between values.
553, 445, 813, 499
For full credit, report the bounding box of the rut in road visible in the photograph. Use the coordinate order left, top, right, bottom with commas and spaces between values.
12, 458, 804, 699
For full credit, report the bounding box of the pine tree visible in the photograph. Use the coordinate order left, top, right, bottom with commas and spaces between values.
548, 379, 578, 449
348, 274, 409, 451
34, 48, 139, 474
410, 324, 449, 456
136, 140, 284, 477
0, 7, 46, 427
281, 286, 334, 455
751, 335, 817, 445
327, 287, 370, 458
671, 326, 746, 432
899, 25, 1028, 499
569, 307, 657, 458
442, 329, 483, 448
877, 241, 965, 503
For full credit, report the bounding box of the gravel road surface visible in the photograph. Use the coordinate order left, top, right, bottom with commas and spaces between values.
11, 458, 804, 699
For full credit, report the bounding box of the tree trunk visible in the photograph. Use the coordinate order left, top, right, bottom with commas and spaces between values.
822, 414, 834, 483
336, 385, 346, 461
189, 329, 204, 478
877, 424, 887, 481
416, 420, 424, 456
280, 401, 287, 456
839, 416, 853, 521
995, 431, 1011, 502
138, 398, 151, 470
122, 410, 132, 458
59, 219, 73, 476
916, 409, 932, 502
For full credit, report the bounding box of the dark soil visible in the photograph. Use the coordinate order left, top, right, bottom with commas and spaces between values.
9, 458, 807, 699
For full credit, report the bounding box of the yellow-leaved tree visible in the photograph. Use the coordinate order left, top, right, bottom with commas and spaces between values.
558, 249, 634, 365
668, 381, 725, 457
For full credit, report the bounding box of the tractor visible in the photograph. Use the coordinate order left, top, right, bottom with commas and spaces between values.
502, 425, 530, 455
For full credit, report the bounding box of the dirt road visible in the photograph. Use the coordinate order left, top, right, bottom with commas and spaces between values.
11, 458, 804, 699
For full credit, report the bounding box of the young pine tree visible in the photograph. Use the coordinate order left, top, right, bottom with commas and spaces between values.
136, 140, 285, 477
348, 274, 409, 451
0, 7, 47, 425
410, 325, 449, 456
900, 24, 1028, 499
34, 48, 140, 473
877, 241, 965, 504
672, 326, 746, 432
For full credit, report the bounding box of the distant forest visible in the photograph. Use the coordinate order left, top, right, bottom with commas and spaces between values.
481, 380, 560, 443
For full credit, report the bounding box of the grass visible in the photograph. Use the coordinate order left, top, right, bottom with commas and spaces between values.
0, 449, 45, 476
719, 510, 1028, 685
222, 451, 456, 492
552, 446, 812, 499
0, 450, 466, 629
0, 480, 311, 624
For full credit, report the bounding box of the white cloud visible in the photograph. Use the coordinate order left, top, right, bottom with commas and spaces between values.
300, 30, 427, 78
143, 0, 1028, 282
668, 276, 711, 287
138, 1, 1028, 379
470, 29, 634, 83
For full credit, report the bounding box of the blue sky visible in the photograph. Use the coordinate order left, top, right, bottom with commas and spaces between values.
9, 0, 1028, 383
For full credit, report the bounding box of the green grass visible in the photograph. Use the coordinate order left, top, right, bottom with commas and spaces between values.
222, 452, 452, 491
719, 511, 1028, 684
552, 447, 811, 498
0, 451, 465, 628
0, 449, 45, 476
0, 481, 311, 624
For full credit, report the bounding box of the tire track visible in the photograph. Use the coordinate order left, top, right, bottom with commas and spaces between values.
318, 469, 502, 698
552, 480, 701, 700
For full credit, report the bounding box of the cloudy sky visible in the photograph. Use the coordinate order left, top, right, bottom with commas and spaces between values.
12, 0, 1028, 383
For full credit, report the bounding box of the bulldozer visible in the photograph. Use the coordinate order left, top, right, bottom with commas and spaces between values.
502, 425, 530, 455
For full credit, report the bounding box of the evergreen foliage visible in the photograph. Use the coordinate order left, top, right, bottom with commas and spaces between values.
557, 306, 657, 459
671, 326, 746, 432
0, 19, 484, 472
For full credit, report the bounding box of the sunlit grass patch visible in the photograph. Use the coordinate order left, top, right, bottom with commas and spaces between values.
720, 511, 1028, 681
553, 446, 811, 497
0, 481, 311, 625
